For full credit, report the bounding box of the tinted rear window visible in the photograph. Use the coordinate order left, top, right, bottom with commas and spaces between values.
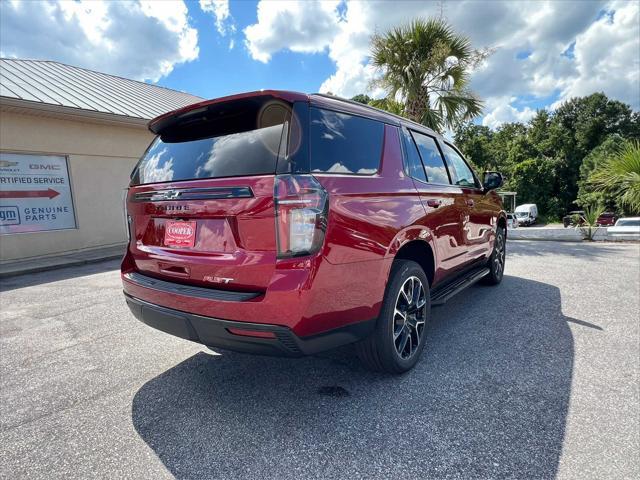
131, 98, 292, 185
310, 108, 383, 174
132, 126, 284, 185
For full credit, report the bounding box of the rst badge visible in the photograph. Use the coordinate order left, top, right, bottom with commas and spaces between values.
164, 220, 197, 248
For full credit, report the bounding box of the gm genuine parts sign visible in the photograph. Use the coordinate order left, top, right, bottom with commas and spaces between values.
0, 153, 77, 234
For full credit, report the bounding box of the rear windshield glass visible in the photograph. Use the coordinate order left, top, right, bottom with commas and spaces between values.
132, 125, 284, 185
131, 98, 292, 185
309, 107, 383, 174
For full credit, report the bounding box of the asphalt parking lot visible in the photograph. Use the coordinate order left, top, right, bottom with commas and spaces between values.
1, 240, 638, 479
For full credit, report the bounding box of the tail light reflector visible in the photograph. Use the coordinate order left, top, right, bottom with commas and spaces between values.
122, 188, 131, 242
227, 328, 277, 339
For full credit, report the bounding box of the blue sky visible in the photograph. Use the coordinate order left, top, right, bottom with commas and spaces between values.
160, 1, 336, 98
1, 0, 638, 128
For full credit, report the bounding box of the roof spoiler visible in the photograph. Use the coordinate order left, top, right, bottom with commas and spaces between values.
148, 90, 308, 135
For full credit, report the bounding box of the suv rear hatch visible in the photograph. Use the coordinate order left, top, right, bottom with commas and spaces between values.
126, 95, 300, 292
125, 93, 326, 293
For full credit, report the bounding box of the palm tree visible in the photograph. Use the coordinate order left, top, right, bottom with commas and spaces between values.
370, 18, 490, 132
588, 140, 640, 214
579, 203, 605, 241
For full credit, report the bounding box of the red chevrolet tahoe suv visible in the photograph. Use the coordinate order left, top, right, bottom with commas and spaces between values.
122, 91, 506, 373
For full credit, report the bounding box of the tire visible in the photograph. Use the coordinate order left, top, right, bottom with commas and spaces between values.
356, 260, 431, 373
482, 225, 506, 285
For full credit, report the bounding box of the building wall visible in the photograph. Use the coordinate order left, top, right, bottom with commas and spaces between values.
0, 110, 154, 262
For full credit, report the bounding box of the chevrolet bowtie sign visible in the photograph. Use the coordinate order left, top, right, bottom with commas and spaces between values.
0, 153, 77, 234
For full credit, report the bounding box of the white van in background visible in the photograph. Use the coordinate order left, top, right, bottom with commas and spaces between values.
515, 204, 538, 226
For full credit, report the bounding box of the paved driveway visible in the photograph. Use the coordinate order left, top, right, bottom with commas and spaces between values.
1, 241, 638, 479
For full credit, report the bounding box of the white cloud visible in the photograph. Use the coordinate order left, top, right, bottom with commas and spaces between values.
0, 0, 198, 82
321, 1, 435, 97
321, 63, 381, 98
482, 97, 537, 129
199, 0, 236, 40
242, 0, 638, 129
244, 0, 341, 63
556, 1, 640, 109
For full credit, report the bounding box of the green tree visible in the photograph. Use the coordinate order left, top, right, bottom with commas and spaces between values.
351, 94, 372, 105
454, 123, 494, 171
547, 93, 639, 212
554, 93, 639, 158
576, 134, 623, 210
527, 110, 552, 156
507, 157, 561, 217
588, 140, 640, 214
370, 18, 489, 132
491, 122, 530, 173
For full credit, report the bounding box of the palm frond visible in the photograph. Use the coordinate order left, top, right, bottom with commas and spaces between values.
435, 93, 484, 131
589, 140, 640, 213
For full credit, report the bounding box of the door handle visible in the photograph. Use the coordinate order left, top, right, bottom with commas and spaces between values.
426, 199, 442, 208
466, 199, 475, 207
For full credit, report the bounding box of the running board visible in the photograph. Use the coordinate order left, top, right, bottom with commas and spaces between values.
430, 267, 490, 306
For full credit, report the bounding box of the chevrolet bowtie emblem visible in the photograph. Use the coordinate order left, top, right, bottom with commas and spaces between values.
164, 190, 181, 200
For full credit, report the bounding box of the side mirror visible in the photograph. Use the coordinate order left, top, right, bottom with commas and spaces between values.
483, 171, 503, 192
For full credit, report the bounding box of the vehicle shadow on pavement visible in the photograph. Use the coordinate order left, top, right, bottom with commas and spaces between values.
132, 275, 583, 479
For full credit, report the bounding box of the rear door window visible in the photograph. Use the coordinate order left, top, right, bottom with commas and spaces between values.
309, 108, 383, 174
440, 142, 478, 188
401, 128, 427, 182
410, 131, 450, 185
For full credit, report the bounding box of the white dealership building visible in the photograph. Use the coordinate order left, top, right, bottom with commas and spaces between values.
0, 58, 202, 263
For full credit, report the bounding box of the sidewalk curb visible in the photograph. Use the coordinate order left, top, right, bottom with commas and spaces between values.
508, 226, 639, 242
0, 246, 125, 279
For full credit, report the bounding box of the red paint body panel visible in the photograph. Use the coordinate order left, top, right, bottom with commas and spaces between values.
122, 90, 506, 347
127, 175, 278, 291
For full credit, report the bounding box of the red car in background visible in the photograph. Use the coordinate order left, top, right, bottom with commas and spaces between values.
596, 212, 617, 226
121, 91, 507, 373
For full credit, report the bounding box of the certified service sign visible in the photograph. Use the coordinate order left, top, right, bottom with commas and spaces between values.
0, 153, 77, 234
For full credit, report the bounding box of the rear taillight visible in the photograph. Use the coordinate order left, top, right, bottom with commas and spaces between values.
122, 188, 131, 242
274, 174, 328, 258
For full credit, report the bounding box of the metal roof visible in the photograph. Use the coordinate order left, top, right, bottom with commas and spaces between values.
0, 58, 203, 120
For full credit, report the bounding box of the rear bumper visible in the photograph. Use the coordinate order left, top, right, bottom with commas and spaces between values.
125, 293, 375, 357
121, 245, 387, 337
